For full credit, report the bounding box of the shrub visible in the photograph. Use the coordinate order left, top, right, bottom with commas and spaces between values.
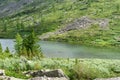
73, 62, 110, 80
0, 43, 2, 53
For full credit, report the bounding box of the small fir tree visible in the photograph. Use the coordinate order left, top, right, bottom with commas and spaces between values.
5, 47, 10, 53
15, 33, 23, 56
22, 31, 43, 58
15, 31, 43, 59
0, 43, 2, 53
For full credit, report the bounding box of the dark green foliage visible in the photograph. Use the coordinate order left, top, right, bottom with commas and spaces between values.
116, 4, 120, 12
1, 19, 8, 32
0, 43, 2, 53
22, 31, 43, 58
15, 31, 43, 59
15, 33, 23, 55
5, 47, 10, 53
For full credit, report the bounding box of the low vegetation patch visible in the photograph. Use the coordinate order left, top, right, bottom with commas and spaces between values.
0, 57, 120, 80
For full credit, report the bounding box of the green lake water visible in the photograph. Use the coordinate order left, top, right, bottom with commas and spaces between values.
0, 39, 120, 59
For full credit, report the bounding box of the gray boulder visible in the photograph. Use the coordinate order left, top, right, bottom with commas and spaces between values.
24, 69, 69, 80
25, 69, 68, 78
0, 69, 5, 76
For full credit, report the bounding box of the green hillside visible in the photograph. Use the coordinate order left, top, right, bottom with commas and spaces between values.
0, 0, 120, 48
0, 0, 120, 79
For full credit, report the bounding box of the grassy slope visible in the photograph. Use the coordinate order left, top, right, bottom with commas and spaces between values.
0, 0, 120, 48
45, 0, 120, 48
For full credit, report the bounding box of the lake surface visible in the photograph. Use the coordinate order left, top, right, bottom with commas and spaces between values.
0, 39, 120, 59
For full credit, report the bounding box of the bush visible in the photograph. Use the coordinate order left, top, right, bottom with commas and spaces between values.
73, 62, 110, 80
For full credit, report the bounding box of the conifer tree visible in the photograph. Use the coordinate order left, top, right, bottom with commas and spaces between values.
15, 31, 43, 59
15, 33, 23, 55
22, 46, 27, 57
0, 43, 2, 53
22, 31, 43, 58
5, 47, 10, 53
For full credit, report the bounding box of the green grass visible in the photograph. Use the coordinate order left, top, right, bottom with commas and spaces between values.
0, 57, 120, 80
5, 70, 30, 79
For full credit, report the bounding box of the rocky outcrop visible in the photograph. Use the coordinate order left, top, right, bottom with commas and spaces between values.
58, 16, 109, 33
24, 69, 69, 80
0, 69, 69, 80
60, 16, 94, 32
40, 16, 110, 40
29, 69, 67, 77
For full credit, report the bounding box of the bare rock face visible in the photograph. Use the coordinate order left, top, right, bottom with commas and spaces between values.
63, 16, 93, 30
58, 16, 94, 33
58, 16, 109, 33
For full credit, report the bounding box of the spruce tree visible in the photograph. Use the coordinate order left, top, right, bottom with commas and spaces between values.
0, 43, 2, 53
15, 33, 23, 55
22, 46, 27, 57
15, 31, 43, 59
22, 31, 43, 58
